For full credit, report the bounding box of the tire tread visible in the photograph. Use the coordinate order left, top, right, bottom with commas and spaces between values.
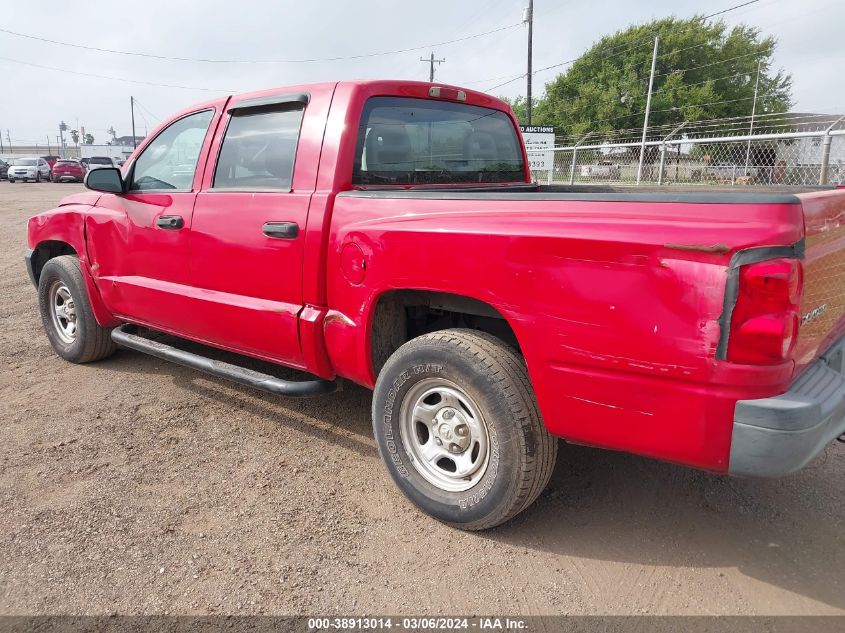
39, 255, 116, 363
388, 328, 557, 530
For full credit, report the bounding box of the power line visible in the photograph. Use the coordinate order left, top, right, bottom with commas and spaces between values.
0, 22, 522, 64
703, 0, 763, 19
131, 98, 161, 122
0, 56, 232, 91
548, 109, 845, 143
484, 0, 768, 93
553, 67, 773, 120
652, 48, 772, 80
580, 94, 766, 130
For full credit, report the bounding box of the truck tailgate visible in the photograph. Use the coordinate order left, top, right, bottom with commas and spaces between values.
794, 188, 845, 372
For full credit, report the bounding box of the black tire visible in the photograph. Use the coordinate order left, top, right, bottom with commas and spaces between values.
372, 328, 557, 530
8, 179, 14, 183
37, 255, 116, 363
35, 172, 41, 183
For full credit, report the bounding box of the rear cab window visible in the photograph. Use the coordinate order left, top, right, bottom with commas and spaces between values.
353, 97, 525, 186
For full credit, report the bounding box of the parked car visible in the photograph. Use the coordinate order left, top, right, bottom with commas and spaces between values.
0, 158, 8, 181
87, 156, 117, 171
51, 159, 86, 183
8, 156, 51, 182
704, 162, 759, 181
79, 158, 90, 170
580, 160, 621, 179
41, 155, 61, 171
23, 80, 845, 530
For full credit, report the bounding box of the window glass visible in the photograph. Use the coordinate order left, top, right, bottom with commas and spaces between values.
213, 106, 304, 190
353, 97, 525, 185
130, 109, 213, 191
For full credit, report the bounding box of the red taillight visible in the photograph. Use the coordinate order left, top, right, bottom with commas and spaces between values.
726, 258, 802, 364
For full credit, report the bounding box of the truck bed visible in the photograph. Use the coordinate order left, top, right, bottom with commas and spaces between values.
341, 182, 845, 377
347, 183, 835, 203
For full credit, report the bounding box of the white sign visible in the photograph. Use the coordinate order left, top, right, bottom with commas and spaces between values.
520, 126, 555, 171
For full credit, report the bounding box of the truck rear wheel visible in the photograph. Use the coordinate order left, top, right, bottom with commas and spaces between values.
372, 328, 557, 530
37, 255, 116, 363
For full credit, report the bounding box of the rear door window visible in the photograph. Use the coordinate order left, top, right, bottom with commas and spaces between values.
212, 106, 305, 190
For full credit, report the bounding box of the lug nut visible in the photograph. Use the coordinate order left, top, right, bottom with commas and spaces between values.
455, 424, 468, 437
449, 443, 463, 454
442, 409, 455, 420
434, 438, 443, 446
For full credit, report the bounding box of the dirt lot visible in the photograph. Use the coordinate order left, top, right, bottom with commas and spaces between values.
0, 183, 844, 617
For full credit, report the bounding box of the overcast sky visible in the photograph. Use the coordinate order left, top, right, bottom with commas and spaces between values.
1, 0, 842, 147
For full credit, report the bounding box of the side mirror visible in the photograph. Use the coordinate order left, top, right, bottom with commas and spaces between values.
84, 167, 124, 193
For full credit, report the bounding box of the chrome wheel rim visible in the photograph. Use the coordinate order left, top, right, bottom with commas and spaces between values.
49, 281, 77, 344
399, 378, 490, 492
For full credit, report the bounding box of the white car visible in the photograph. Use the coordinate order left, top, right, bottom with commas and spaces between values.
7, 157, 51, 183
580, 160, 621, 179
87, 156, 118, 171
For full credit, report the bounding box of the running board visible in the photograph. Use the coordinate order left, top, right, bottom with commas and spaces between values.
111, 324, 337, 398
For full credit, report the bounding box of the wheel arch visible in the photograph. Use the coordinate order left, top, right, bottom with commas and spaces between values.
27, 211, 120, 328
367, 288, 523, 380
28, 240, 78, 286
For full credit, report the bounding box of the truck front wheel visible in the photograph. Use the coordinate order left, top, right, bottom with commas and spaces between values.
37, 255, 116, 363
372, 329, 557, 530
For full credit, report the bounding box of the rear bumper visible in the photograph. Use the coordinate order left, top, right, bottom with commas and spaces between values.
729, 340, 845, 477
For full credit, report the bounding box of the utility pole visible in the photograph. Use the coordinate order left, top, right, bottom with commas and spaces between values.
58, 121, 68, 158
744, 59, 762, 176
525, 0, 534, 124
6, 130, 12, 153
636, 35, 659, 186
47, 135, 52, 155
131, 96, 138, 149
420, 53, 445, 82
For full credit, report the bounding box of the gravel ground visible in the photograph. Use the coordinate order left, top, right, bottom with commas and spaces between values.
0, 183, 843, 616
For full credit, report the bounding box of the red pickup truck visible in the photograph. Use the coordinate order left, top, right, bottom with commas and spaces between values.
25, 80, 845, 530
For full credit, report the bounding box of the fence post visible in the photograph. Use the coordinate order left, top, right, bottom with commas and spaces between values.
820, 136, 833, 185
568, 132, 593, 186
820, 114, 845, 185
657, 122, 686, 186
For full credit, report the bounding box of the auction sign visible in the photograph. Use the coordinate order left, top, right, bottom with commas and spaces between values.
520, 125, 556, 172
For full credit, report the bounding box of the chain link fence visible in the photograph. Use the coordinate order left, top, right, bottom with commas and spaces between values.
528, 113, 845, 187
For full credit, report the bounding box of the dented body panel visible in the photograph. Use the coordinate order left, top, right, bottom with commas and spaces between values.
25, 80, 845, 475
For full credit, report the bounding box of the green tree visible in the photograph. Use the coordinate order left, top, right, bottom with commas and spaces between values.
507, 17, 792, 137
84, 133, 95, 145
502, 96, 539, 125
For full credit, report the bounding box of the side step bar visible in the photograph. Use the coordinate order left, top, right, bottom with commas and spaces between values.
111, 324, 337, 398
